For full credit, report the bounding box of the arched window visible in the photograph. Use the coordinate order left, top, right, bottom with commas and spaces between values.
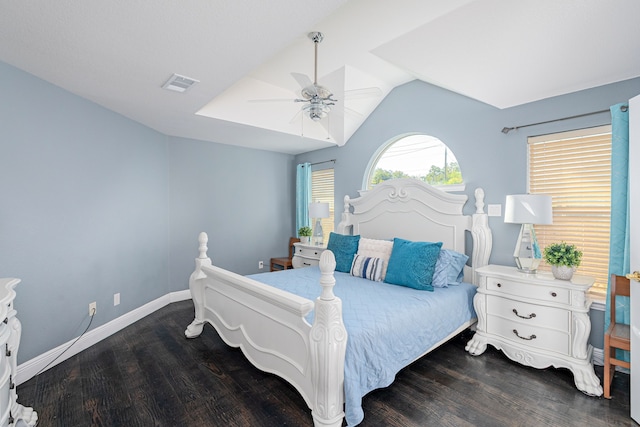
364, 134, 464, 191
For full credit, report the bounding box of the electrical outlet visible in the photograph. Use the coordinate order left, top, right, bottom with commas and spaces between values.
258, 261, 264, 269
89, 301, 97, 316
114, 293, 120, 306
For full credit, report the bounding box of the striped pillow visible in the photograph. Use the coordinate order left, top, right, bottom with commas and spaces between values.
350, 254, 384, 282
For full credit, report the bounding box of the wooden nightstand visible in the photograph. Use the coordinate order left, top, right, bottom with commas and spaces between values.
291, 242, 326, 269
465, 264, 603, 396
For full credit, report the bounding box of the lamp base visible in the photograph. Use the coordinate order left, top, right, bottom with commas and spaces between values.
515, 258, 541, 274
312, 218, 324, 246
513, 223, 542, 274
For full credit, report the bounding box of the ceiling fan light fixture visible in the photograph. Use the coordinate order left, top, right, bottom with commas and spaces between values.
304, 103, 330, 121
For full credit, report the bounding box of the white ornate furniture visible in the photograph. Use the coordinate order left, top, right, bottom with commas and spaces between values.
185, 179, 493, 427
292, 242, 326, 269
0, 278, 37, 426
465, 264, 603, 396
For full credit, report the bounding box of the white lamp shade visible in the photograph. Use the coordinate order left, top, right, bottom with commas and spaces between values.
308, 202, 330, 218
504, 194, 553, 225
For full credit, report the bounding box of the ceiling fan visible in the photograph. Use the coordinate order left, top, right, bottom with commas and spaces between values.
248, 31, 383, 139
292, 31, 336, 122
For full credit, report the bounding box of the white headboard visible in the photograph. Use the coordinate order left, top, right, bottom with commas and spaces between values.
336, 179, 492, 284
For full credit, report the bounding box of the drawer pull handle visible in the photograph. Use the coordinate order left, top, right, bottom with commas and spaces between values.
513, 309, 536, 319
551, 292, 557, 297
497, 283, 502, 288
513, 329, 536, 340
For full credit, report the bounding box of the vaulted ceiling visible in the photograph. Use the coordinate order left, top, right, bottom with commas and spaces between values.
1, 0, 639, 154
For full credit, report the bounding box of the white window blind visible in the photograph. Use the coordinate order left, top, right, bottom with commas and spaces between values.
312, 168, 335, 244
528, 125, 612, 296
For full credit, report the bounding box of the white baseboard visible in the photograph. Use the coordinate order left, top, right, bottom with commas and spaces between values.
593, 347, 604, 366
16, 289, 192, 385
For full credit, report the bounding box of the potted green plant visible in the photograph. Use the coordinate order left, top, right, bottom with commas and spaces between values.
298, 226, 312, 244
543, 242, 583, 280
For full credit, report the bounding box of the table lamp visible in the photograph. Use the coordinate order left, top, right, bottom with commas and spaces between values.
504, 194, 553, 273
308, 201, 330, 246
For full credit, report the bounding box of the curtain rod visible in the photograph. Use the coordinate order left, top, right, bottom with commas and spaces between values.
301, 159, 336, 167
501, 104, 628, 134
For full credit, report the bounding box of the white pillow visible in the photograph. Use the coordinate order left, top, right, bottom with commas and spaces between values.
357, 238, 393, 280
350, 254, 384, 282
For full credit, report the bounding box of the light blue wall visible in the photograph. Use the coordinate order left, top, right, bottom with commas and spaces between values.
0, 61, 295, 363
167, 136, 296, 289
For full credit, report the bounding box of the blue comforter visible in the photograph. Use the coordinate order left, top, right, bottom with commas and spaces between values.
248, 267, 476, 426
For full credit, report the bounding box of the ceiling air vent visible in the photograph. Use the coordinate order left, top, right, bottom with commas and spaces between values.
162, 73, 199, 93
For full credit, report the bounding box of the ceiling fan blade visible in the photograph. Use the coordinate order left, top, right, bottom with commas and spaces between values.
248, 98, 295, 103
291, 72, 313, 89
291, 72, 318, 98
344, 87, 382, 100
289, 109, 303, 124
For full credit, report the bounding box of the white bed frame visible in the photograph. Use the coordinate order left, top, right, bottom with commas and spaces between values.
185, 179, 492, 427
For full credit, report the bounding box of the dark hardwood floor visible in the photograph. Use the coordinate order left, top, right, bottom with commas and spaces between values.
18, 300, 633, 426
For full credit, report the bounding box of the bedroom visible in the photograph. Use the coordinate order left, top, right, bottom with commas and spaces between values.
1, 1, 639, 426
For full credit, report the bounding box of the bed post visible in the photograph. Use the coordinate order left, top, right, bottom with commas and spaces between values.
309, 250, 347, 427
185, 232, 212, 338
336, 195, 352, 235
471, 188, 492, 284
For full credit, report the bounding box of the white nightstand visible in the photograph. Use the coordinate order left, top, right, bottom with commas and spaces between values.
465, 264, 603, 396
292, 242, 326, 269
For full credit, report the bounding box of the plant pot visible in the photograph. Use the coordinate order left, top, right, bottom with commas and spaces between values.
551, 265, 576, 280
300, 236, 310, 244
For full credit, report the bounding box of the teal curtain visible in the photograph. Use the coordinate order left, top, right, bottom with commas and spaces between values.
296, 163, 311, 235
605, 102, 630, 363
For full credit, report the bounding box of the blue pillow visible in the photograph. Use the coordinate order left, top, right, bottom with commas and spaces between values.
350, 254, 384, 281
432, 249, 469, 288
327, 232, 361, 273
385, 238, 442, 291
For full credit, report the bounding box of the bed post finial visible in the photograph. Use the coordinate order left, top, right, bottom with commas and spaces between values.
318, 251, 337, 300
471, 188, 492, 284
198, 232, 209, 259
474, 188, 486, 214
311, 249, 346, 426
336, 195, 352, 235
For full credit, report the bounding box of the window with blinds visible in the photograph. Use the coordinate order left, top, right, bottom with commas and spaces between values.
528, 125, 612, 296
312, 168, 335, 244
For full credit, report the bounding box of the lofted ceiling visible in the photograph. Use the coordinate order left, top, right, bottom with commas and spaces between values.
1, 0, 639, 155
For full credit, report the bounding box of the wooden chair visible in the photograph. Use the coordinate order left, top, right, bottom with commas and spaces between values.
603, 273, 631, 398
270, 237, 300, 272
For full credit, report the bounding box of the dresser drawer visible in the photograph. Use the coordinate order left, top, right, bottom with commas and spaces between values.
487, 314, 570, 355
486, 276, 570, 305
295, 246, 324, 259
486, 295, 570, 331
293, 256, 320, 268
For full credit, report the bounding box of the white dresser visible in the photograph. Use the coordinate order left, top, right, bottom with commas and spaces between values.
292, 243, 326, 269
465, 265, 602, 396
0, 278, 37, 426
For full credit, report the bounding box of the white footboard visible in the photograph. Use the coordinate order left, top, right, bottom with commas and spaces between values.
185, 232, 347, 427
